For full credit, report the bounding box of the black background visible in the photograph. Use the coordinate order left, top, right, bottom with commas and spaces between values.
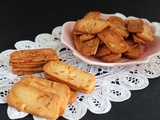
0, 1, 160, 120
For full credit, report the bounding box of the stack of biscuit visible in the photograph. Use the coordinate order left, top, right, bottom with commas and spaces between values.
72, 11, 154, 62
9, 48, 59, 75
7, 75, 78, 119
127, 19, 154, 44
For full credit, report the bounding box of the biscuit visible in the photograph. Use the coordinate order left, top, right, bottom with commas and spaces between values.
109, 16, 129, 38
79, 36, 100, 56
98, 28, 129, 54
74, 18, 110, 34
132, 34, 148, 44
102, 53, 122, 62
9, 48, 59, 75
73, 34, 100, 56
72, 31, 82, 52
9, 61, 46, 68
7, 82, 61, 119
71, 30, 83, 35
68, 89, 78, 104
12, 66, 43, 72
83, 11, 101, 19
44, 72, 77, 104
10, 48, 59, 63
99, 39, 105, 45
95, 44, 111, 57
12, 70, 42, 76
136, 24, 154, 42
19, 75, 70, 116
43, 61, 96, 94
123, 38, 141, 59
124, 44, 140, 59
79, 34, 96, 41
11, 66, 43, 75
127, 19, 144, 33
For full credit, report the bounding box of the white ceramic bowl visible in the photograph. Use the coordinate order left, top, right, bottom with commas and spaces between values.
61, 13, 160, 67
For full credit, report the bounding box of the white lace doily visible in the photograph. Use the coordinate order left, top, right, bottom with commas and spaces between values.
1, 24, 160, 120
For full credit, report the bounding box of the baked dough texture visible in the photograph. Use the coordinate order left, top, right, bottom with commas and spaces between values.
7, 82, 61, 119
9, 48, 59, 75
43, 60, 96, 94
19, 75, 71, 116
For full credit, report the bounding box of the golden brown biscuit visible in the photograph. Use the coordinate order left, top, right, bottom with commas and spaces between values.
9, 48, 59, 75
102, 53, 122, 62
109, 16, 125, 25
73, 34, 100, 56
109, 16, 129, 38
72, 34, 82, 52
7, 82, 61, 119
95, 44, 111, 57
127, 19, 144, 33
12, 66, 43, 72
9, 61, 47, 68
124, 44, 140, 59
136, 24, 154, 42
11, 66, 43, 75
12, 70, 42, 76
44, 72, 78, 104
68, 89, 78, 104
83, 11, 101, 19
43, 61, 96, 94
79, 36, 100, 56
97, 28, 129, 54
74, 18, 110, 34
123, 38, 141, 59
132, 34, 148, 44
10, 48, 59, 63
79, 34, 96, 41
71, 30, 84, 35
99, 39, 105, 45
125, 37, 139, 47
19, 75, 70, 116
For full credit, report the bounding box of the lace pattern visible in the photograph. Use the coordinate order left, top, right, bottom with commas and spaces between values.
0, 23, 160, 120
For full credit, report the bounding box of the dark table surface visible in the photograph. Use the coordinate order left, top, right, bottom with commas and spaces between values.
0, 1, 160, 120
